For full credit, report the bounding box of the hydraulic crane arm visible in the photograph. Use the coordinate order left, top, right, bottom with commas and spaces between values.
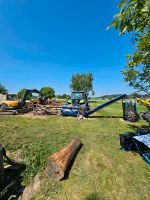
136, 98, 150, 108
20, 89, 42, 107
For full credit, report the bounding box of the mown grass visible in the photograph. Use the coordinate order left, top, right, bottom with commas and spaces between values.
0, 101, 149, 200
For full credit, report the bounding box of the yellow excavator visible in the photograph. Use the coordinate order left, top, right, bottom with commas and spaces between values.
136, 97, 150, 108
0, 93, 18, 109
0, 89, 42, 110
136, 97, 150, 123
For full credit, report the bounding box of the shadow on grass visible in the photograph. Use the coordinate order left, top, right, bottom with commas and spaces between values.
0, 163, 26, 200
84, 192, 106, 200
88, 115, 123, 119
128, 124, 149, 132
62, 144, 83, 181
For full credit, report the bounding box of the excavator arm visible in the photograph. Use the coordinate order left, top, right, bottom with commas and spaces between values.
20, 89, 42, 107
136, 98, 150, 108
136, 98, 150, 122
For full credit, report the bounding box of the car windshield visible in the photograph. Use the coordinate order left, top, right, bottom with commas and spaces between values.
71, 92, 84, 100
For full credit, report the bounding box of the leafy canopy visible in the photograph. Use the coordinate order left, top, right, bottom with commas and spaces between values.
109, 0, 150, 94
40, 87, 55, 99
70, 73, 95, 95
0, 83, 8, 94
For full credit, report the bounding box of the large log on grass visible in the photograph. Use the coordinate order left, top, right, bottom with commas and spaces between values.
45, 138, 82, 181
0, 145, 5, 189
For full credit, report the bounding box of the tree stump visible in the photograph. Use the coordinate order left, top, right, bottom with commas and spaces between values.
45, 138, 82, 181
0, 145, 5, 189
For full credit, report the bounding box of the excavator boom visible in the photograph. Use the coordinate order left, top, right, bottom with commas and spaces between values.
136, 98, 150, 108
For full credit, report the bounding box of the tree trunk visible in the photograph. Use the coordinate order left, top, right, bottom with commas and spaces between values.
45, 138, 82, 181
0, 145, 5, 189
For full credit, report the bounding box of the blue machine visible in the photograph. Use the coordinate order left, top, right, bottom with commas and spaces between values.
60, 105, 80, 117
61, 94, 127, 117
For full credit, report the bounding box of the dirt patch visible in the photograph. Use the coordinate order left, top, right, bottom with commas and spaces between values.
18, 174, 44, 200
83, 151, 99, 170
99, 152, 112, 168
5, 149, 23, 163
19, 112, 49, 119
0, 124, 9, 127
82, 152, 93, 170
83, 150, 112, 171
12, 149, 23, 163
84, 158, 91, 168
119, 118, 139, 125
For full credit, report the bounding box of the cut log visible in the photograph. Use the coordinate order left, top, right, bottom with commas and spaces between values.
45, 138, 82, 181
0, 145, 5, 189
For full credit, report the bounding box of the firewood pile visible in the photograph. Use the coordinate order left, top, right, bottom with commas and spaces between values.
33, 105, 61, 116
33, 106, 51, 115
46, 99, 63, 107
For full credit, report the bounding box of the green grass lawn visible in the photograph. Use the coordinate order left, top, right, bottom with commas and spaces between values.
0, 101, 149, 200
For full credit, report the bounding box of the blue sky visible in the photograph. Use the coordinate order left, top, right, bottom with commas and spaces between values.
0, 0, 135, 96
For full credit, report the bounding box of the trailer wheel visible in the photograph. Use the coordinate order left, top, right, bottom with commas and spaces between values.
139, 112, 144, 119
143, 111, 150, 123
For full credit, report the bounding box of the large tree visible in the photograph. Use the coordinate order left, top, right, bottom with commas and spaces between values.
40, 87, 55, 99
109, 0, 150, 94
61, 94, 71, 99
70, 73, 94, 95
0, 83, 8, 94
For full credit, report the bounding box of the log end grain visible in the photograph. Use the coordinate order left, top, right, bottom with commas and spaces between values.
45, 160, 64, 181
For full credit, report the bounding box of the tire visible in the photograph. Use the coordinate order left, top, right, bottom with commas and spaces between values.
143, 111, 150, 123
139, 112, 144, 119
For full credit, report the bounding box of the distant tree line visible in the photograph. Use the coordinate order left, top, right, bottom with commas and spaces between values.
1, 79, 148, 101
97, 94, 123, 100
98, 93, 149, 100
56, 94, 71, 99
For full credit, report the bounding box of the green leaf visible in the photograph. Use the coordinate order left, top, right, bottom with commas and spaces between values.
107, 20, 117, 30
141, 6, 149, 12
109, 20, 118, 27
120, 4, 127, 14
122, 26, 128, 33
118, 0, 126, 8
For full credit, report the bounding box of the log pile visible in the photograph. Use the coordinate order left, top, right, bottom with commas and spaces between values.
45, 138, 82, 181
